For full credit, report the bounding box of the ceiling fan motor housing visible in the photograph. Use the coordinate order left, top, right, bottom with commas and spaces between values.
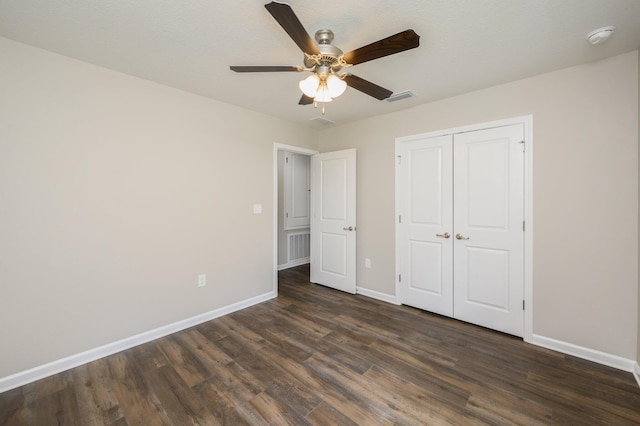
304, 29, 344, 69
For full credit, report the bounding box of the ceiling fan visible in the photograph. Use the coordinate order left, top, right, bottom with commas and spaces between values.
230, 1, 420, 113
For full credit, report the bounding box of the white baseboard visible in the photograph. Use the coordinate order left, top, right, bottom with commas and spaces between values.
529, 334, 636, 373
634, 363, 640, 388
0, 291, 276, 394
357, 287, 400, 305
277, 258, 310, 271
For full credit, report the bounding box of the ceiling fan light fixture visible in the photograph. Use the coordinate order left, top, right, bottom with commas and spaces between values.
299, 74, 320, 97
314, 82, 333, 103
326, 74, 347, 98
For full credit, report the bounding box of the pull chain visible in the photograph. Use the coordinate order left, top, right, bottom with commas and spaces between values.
312, 100, 326, 115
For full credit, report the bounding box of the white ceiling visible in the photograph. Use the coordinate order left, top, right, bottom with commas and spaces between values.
1, 0, 639, 128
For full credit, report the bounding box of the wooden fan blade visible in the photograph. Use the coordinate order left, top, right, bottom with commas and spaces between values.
265, 1, 320, 55
343, 29, 420, 65
230, 65, 302, 72
343, 74, 393, 100
299, 94, 314, 105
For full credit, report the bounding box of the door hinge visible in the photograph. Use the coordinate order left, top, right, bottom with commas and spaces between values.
520, 141, 525, 152
523, 300, 525, 310
285, 156, 289, 163
397, 155, 402, 165
398, 274, 402, 283
523, 221, 525, 232
399, 215, 402, 224
286, 212, 289, 218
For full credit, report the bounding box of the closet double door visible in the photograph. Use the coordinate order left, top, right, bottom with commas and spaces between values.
397, 124, 525, 337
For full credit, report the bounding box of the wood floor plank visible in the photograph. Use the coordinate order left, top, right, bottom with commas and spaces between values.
248, 310, 373, 376
33, 370, 74, 399
72, 360, 124, 425
526, 371, 640, 424
106, 352, 173, 426
199, 359, 264, 405
155, 335, 211, 388
304, 401, 359, 426
0, 385, 36, 425
248, 390, 309, 425
250, 302, 334, 338
215, 316, 269, 354
127, 341, 168, 372
304, 352, 422, 425
464, 393, 552, 426
258, 346, 394, 425
2, 264, 640, 425
177, 329, 235, 367
264, 376, 321, 418
214, 334, 323, 419
251, 324, 315, 364
141, 365, 217, 426
524, 358, 640, 412
360, 365, 469, 424
35, 386, 81, 426
335, 333, 473, 404
195, 320, 229, 342
192, 374, 266, 425
191, 380, 253, 425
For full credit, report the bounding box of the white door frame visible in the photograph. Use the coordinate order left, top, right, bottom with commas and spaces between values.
273, 143, 319, 295
395, 115, 534, 343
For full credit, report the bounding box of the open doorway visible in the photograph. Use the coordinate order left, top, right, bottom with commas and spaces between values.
273, 144, 318, 293
272, 144, 358, 296
277, 149, 312, 270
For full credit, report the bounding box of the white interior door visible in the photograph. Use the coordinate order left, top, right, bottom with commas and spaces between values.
310, 149, 356, 294
397, 135, 453, 316
453, 124, 524, 336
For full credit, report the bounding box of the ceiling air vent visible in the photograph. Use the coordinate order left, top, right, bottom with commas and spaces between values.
309, 117, 336, 125
386, 90, 415, 103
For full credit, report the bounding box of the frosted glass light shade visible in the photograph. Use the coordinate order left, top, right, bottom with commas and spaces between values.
326, 74, 347, 98
299, 75, 320, 97
314, 83, 333, 102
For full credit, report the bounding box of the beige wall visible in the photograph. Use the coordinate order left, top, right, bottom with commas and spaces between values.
0, 37, 315, 378
638, 50, 640, 367
317, 51, 639, 360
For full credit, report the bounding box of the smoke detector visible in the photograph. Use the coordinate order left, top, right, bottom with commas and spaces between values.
586, 26, 615, 45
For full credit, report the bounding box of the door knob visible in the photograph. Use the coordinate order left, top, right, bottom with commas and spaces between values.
436, 232, 450, 239
455, 233, 469, 240
343, 226, 354, 231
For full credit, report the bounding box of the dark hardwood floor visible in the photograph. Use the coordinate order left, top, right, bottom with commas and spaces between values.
2, 264, 640, 425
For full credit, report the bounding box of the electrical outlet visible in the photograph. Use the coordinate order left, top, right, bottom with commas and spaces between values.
365, 258, 372, 269
198, 274, 206, 287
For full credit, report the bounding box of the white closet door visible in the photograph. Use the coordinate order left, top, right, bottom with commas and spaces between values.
397, 135, 453, 316
310, 149, 357, 294
453, 124, 525, 336
396, 123, 525, 337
